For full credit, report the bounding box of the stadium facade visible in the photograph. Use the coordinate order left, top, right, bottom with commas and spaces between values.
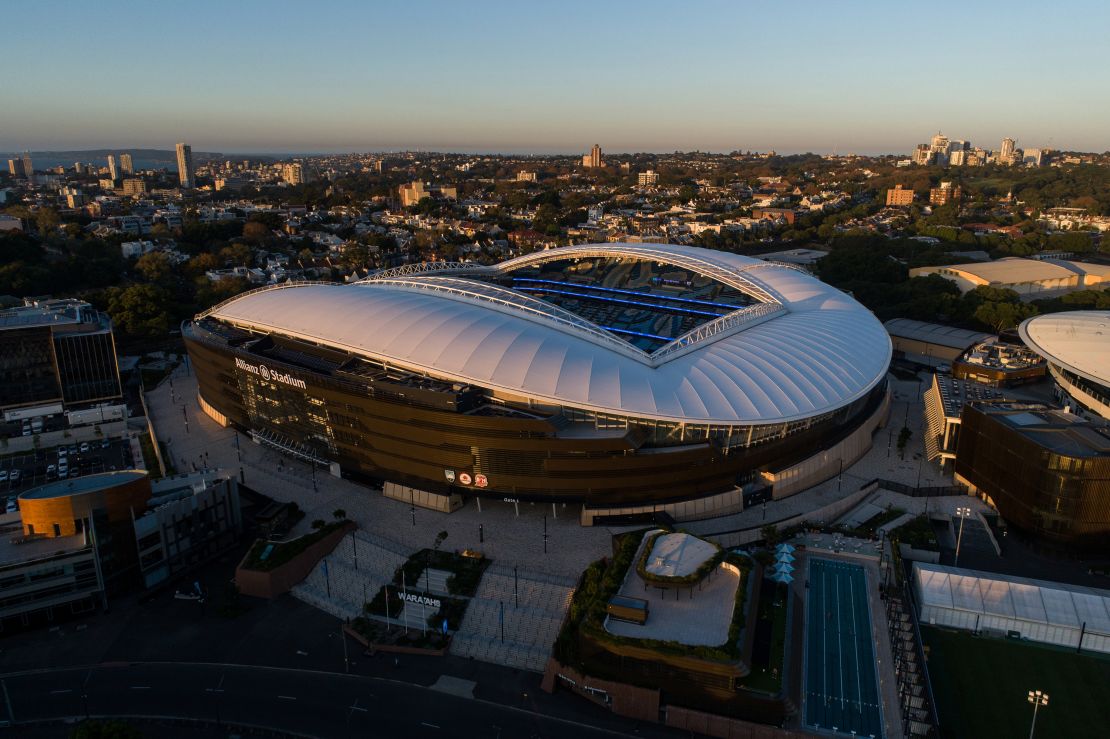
184, 243, 892, 522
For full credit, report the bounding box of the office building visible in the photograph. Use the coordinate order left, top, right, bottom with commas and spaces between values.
21, 152, 32, 177
1, 470, 242, 629
638, 170, 660, 187
281, 162, 305, 185
8, 159, 25, 178
398, 180, 458, 208
1020, 311, 1110, 422
885, 184, 915, 206
63, 187, 84, 209
0, 298, 122, 416
952, 339, 1045, 387
955, 402, 1110, 552
122, 178, 148, 198
176, 142, 195, 189
583, 144, 603, 168
923, 373, 1007, 471
1000, 137, 1017, 165
929, 181, 961, 206
107, 155, 119, 181
119, 153, 134, 175
184, 243, 892, 522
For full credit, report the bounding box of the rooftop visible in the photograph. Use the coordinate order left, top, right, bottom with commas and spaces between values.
915, 562, 1110, 631
0, 298, 105, 331
1020, 311, 1110, 388
884, 318, 994, 350
935, 374, 1007, 418
19, 470, 148, 501
201, 243, 892, 425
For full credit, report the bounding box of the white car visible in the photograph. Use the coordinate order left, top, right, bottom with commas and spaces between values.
0, 470, 8, 482
9, 470, 20, 484
46, 464, 56, 475
79, 442, 90, 453
58, 447, 68, 457
5, 499, 17, 514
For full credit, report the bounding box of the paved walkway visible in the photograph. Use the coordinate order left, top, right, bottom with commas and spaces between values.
145, 362, 615, 577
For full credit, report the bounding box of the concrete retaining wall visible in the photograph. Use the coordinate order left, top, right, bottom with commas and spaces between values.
235, 521, 356, 599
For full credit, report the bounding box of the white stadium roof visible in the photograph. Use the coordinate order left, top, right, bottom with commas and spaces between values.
1019, 310, 1110, 387
205, 243, 891, 425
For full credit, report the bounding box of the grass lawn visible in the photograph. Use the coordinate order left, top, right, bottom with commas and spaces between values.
922, 627, 1110, 739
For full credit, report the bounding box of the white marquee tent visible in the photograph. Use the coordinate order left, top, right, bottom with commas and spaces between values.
914, 562, 1110, 654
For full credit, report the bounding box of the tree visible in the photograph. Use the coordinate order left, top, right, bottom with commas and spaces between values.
134, 251, 173, 283
219, 242, 253, 266
332, 508, 347, 520
897, 426, 912, 459
242, 220, 271, 244
311, 519, 326, 530
434, 530, 448, 553
104, 284, 172, 338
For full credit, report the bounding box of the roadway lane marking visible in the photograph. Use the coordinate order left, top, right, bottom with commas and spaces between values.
420, 722, 440, 729
50, 689, 72, 694
277, 695, 297, 701
131, 686, 151, 690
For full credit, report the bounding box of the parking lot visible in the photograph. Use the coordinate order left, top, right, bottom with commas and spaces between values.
1, 438, 135, 501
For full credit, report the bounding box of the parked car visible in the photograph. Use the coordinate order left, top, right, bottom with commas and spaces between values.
101, 439, 111, 449
58, 447, 68, 458
79, 442, 90, 453
0, 470, 8, 482
5, 499, 17, 514
9, 470, 21, 485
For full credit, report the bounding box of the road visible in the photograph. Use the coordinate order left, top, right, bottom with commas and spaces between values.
0, 662, 636, 738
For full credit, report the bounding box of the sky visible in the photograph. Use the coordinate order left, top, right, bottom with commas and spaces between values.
3, 0, 1109, 155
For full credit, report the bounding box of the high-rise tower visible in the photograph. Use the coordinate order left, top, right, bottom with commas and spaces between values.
176, 142, 195, 189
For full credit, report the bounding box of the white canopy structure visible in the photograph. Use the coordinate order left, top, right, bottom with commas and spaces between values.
205, 243, 890, 426
914, 563, 1110, 654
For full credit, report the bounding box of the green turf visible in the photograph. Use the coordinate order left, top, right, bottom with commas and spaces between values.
922, 627, 1110, 739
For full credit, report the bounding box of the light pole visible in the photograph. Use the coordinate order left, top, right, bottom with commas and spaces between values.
954, 506, 971, 567
1027, 689, 1049, 739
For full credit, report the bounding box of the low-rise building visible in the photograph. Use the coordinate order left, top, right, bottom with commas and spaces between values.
0, 470, 242, 630
955, 403, 1110, 552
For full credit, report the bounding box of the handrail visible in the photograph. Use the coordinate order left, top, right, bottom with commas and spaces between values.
495, 243, 784, 305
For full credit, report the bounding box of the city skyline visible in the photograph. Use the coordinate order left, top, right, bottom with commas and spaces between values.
4, 0, 1109, 155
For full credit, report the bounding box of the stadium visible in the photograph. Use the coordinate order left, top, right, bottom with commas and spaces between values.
183, 243, 892, 522
1019, 310, 1110, 422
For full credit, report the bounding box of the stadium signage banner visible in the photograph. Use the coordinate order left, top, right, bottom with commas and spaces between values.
401, 592, 440, 609
235, 357, 307, 390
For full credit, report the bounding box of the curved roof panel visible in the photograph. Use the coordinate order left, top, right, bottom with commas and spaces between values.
1020, 311, 1110, 387
206, 243, 891, 425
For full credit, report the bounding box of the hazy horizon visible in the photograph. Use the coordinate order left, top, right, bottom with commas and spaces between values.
5, 0, 1108, 155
